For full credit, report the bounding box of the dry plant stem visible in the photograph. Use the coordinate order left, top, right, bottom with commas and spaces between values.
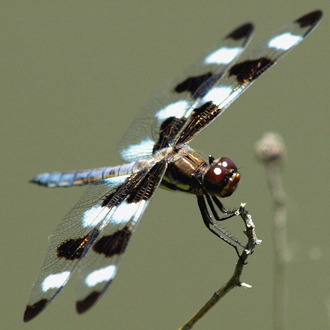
266, 163, 287, 330
254, 132, 288, 330
178, 204, 261, 330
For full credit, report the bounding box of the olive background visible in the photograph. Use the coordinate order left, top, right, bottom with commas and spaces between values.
1, 1, 330, 329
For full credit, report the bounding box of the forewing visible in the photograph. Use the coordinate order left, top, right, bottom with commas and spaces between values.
75, 159, 167, 313
23, 175, 132, 322
175, 10, 322, 145
118, 23, 254, 162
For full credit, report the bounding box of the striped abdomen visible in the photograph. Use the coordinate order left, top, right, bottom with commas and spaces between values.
30, 161, 145, 187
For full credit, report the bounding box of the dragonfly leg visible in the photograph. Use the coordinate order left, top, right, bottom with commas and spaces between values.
197, 195, 245, 261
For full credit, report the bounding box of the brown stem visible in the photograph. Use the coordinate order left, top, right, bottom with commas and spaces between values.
178, 204, 261, 330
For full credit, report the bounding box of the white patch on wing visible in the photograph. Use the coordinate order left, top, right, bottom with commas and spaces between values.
103, 175, 129, 185
268, 33, 302, 51
82, 205, 110, 228
111, 201, 140, 224
132, 200, 146, 224
82, 175, 132, 228
219, 87, 241, 109
120, 138, 155, 161
85, 265, 117, 287
155, 100, 189, 122
202, 86, 233, 104
205, 47, 241, 65
41, 271, 71, 292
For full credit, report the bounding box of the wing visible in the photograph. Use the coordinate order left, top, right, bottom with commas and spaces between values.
24, 159, 167, 322
118, 22, 254, 162
24, 177, 124, 322
75, 159, 167, 313
174, 10, 322, 145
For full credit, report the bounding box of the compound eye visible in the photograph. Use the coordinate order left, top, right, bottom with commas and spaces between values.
219, 157, 237, 170
206, 164, 227, 185
202, 161, 240, 198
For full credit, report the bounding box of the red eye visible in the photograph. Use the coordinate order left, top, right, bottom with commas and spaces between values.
204, 165, 227, 185
219, 157, 237, 170
202, 158, 240, 198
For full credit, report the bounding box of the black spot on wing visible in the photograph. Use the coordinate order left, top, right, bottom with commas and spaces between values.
228, 57, 274, 84
295, 10, 322, 28
226, 23, 254, 40
23, 299, 48, 322
174, 72, 213, 96
93, 227, 132, 257
101, 170, 146, 208
153, 116, 185, 153
191, 101, 217, 117
101, 185, 123, 207
57, 229, 99, 260
76, 290, 104, 314
126, 159, 166, 203
176, 101, 220, 145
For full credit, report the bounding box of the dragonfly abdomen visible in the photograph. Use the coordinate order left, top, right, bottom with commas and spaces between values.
30, 161, 144, 187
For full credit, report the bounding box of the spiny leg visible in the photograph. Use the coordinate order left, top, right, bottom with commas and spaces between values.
205, 195, 244, 248
197, 195, 242, 259
211, 195, 238, 216
208, 195, 237, 220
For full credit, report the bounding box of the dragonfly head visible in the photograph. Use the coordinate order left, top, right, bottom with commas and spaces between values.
202, 157, 240, 198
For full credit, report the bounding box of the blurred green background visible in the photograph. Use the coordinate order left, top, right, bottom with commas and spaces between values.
1, 1, 329, 329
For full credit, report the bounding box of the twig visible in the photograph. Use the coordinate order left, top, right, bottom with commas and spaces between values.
178, 203, 261, 330
255, 132, 288, 330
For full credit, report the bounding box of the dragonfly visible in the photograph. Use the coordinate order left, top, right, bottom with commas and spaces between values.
24, 10, 322, 322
